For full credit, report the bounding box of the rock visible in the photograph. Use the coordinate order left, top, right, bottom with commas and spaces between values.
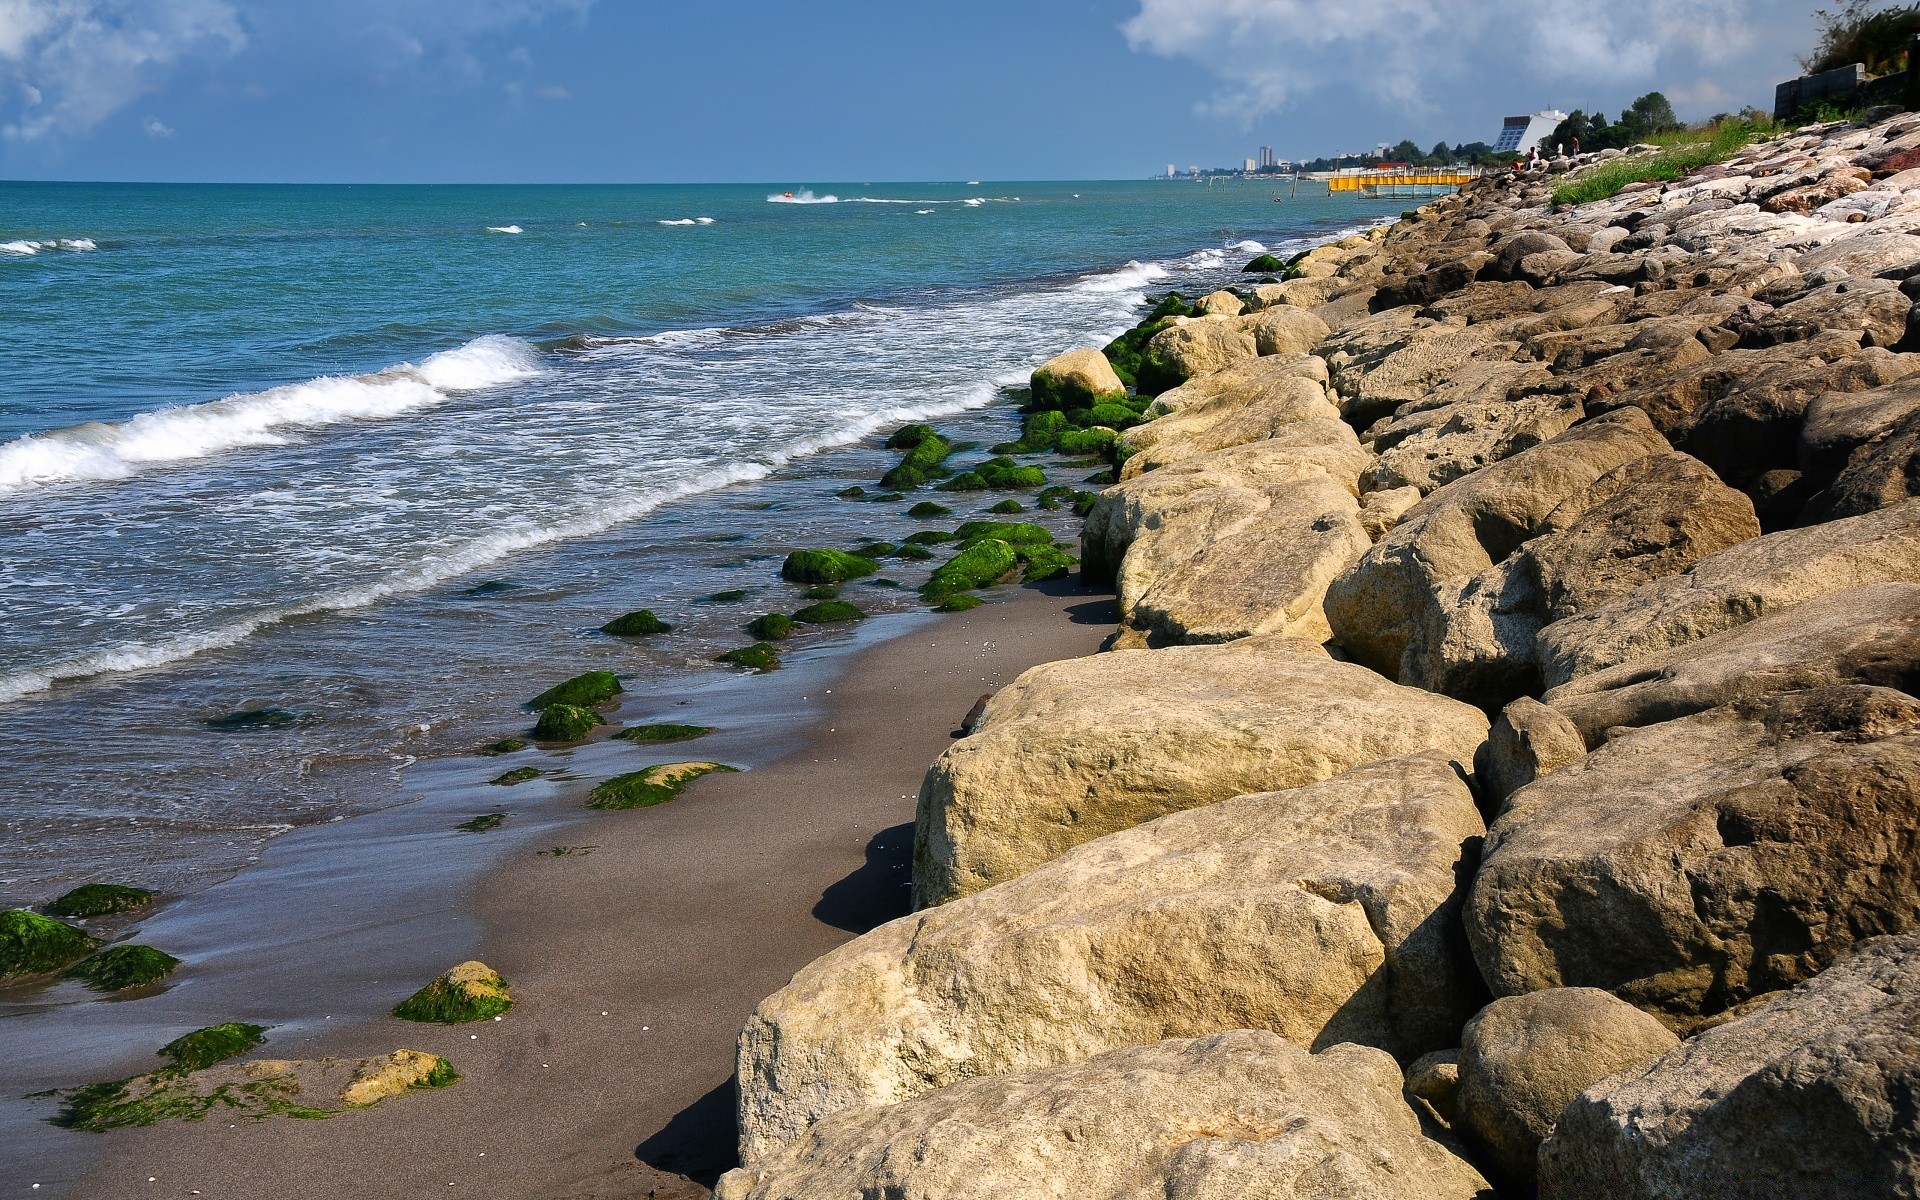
1735, 279, 1910, 349
1538, 931, 1920, 1200
913, 635, 1489, 904
160, 1022, 268, 1070
1315, 308, 1446, 401
1540, 582, 1920, 746
65, 944, 179, 992
1238, 306, 1330, 356
1083, 423, 1370, 585
1141, 352, 1330, 419
1119, 374, 1339, 479
1362, 391, 1583, 496
1141, 319, 1259, 387
1809, 404, 1920, 519
1360, 485, 1422, 539
1599, 333, 1863, 447
1194, 289, 1246, 317
1456, 989, 1680, 1191
1467, 685, 1920, 1027
587, 761, 735, 809
532, 702, 602, 741
529, 669, 622, 711
1535, 498, 1920, 687
722, 1032, 1491, 1197
45, 883, 153, 919
0, 909, 101, 979
781, 548, 880, 584
392, 961, 513, 1023
1475, 696, 1589, 810
741, 755, 1488, 1157
1326, 408, 1671, 684
1340, 328, 1522, 429
1800, 372, 1920, 485
1406, 1050, 1463, 1123
1030, 348, 1126, 410
1680, 347, 1918, 488
1490, 232, 1573, 281
56, 1048, 458, 1131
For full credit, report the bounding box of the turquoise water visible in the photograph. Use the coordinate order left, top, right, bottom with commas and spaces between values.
0, 179, 1398, 899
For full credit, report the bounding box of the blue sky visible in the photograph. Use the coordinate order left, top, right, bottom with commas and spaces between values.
0, 0, 1826, 182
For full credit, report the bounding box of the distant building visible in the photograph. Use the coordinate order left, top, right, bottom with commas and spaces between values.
1258, 146, 1277, 170
1494, 109, 1569, 156
1167, 163, 1177, 178
1244, 157, 1258, 173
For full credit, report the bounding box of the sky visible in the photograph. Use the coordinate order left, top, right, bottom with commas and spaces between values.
0, 0, 1829, 182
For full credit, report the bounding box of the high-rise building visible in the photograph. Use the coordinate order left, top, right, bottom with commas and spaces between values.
1258, 146, 1277, 170
1244, 157, 1258, 173
1167, 163, 1177, 178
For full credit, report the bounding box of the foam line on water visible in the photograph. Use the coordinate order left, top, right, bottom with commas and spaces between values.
0, 335, 541, 495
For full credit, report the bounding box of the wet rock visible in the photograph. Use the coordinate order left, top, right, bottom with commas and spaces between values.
393, 961, 512, 1023
1468, 685, 1920, 1028
45, 883, 153, 919
56, 1048, 459, 1131
913, 635, 1488, 904
723, 1033, 1490, 1197
0, 909, 100, 979
528, 670, 622, 710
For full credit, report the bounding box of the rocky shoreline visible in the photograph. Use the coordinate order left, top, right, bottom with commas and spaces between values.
721, 113, 1920, 1198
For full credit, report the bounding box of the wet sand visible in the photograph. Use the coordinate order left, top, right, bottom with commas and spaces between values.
71, 579, 1117, 1198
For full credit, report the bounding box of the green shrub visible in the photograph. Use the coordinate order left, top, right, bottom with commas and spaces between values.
46, 884, 153, 920
921, 539, 1020, 601
907, 501, 952, 519
67, 945, 180, 992
0, 909, 100, 978
782, 549, 879, 584
529, 671, 622, 710
599, 609, 670, 637
715, 643, 781, 671
161, 1023, 267, 1071
615, 723, 712, 744
793, 600, 865, 624
747, 613, 797, 640
533, 704, 603, 741
1804, 2, 1920, 74
1552, 118, 1775, 206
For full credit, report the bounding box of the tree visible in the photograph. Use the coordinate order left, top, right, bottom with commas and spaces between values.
1622, 92, 1682, 140
1388, 139, 1424, 163
1804, 1, 1920, 74
1430, 140, 1452, 162
1550, 109, 1594, 151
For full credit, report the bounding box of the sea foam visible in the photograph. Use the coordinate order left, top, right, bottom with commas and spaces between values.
486, 224, 524, 234
1, 237, 98, 255
767, 191, 838, 204
0, 335, 540, 495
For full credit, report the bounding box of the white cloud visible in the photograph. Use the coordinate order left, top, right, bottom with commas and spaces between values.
0, 0, 245, 140
1122, 0, 1765, 121
140, 111, 167, 134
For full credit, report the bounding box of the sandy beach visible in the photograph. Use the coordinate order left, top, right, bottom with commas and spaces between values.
68, 579, 1116, 1199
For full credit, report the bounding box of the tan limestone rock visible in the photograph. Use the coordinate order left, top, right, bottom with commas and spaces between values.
1119, 374, 1338, 479
738, 756, 1488, 1159
1194, 289, 1246, 317
1143, 319, 1259, 386
1030, 347, 1125, 408
1474, 696, 1589, 811
1361, 391, 1583, 496
1359, 485, 1423, 539
913, 636, 1489, 904
722, 1032, 1492, 1198
1238, 305, 1331, 356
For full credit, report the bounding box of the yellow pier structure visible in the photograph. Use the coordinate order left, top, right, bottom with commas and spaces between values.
1325, 167, 1481, 196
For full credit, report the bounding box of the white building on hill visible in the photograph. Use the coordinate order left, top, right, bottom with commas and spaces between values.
1494, 109, 1568, 155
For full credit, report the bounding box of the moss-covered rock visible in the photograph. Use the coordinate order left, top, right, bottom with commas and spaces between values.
907, 501, 953, 520
1036, 485, 1078, 511
46, 884, 153, 920
393, 961, 512, 1024
716, 643, 782, 672
1020, 409, 1071, 452
976, 458, 1048, 490
1057, 428, 1118, 456
480, 737, 527, 756
529, 671, 623, 711
835, 485, 867, 499
794, 600, 866, 624
703, 589, 752, 603
781, 549, 879, 584
532, 703, 604, 741
989, 499, 1026, 514
489, 766, 542, 786
161, 1022, 267, 1071
614, 723, 713, 744
54, 1048, 457, 1132
934, 470, 987, 492
921, 539, 1021, 602
748, 613, 798, 641
1080, 403, 1140, 430
1017, 543, 1079, 583
886, 423, 939, 450
893, 543, 935, 561
904, 530, 957, 546
588, 761, 738, 810
954, 521, 1054, 546
205, 708, 299, 732
456, 813, 506, 833
1072, 490, 1101, 517
0, 909, 100, 979
936, 594, 987, 612
67, 944, 181, 992
850, 541, 898, 559
1243, 252, 1286, 273
803, 583, 841, 600
880, 431, 955, 489
600, 609, 671, 637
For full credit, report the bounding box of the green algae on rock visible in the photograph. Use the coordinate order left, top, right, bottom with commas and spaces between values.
533, 703, 604, 742
803, 583, 842, 600
600, 609, 672, 637
393, 961, 512, 1024
907, 502, 953, 520
880, 430, 956, 490
161, 1022, 268, 1071
716, 643, 782, 672
456, 813, 506, 833
973, 458, 1048, 490
489, 766, 542, 786
588, 761, 739, 810
0, 909, 101, 979
46, 883, 153, 920
936, 594, 987, 612
850, 541, 898, 559
954, 521, 1054, 547
480, 737, 528, 756
904, 530, 956, 546
921, 540, 1020, 603
1036, 486, 1078, 511
794, 600, 866, 624
935, 471, 987, 492
67, 944, 180, 992
748, 613, 798, 641
781, 549, 879, 584
1017, 543, 1079, 583
989, 499, 1026, 514
703, 589, 753, 603
1244, 252, 1286, 273
529, 670, 623, 710
615, 723, 713, 744
886, 423, 938, 449
893, 543, 935, 561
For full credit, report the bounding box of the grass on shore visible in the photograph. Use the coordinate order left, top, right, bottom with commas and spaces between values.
1552, 118, 1779, 207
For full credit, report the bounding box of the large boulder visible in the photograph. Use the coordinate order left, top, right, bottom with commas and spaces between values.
1539, 931, 1920, 1200
1119, 373, 1339, 479
1535, 498, 1920, 688
1315, 308, 1446, 399
1467, 685, 1920, 1029
1194, 289, 1246, 317
1238, 305, 1331, 356
1798, 371, 1920, 485
1542, 582, 1920, 746
1029, 347, 1126, 410
1141, 318, 1259, 387
1121, 474, 1370, 645
1401, 453, 1761, 709
1361, 390, 1580, 497
1455, 989, 1680, 1192
1140, 351, 1330, 418
1082, 421, 1370, 585
913, 635, 1489, 904
1326, 408, 1671, 684
723, 1032, 1493, 1198
1339, 328, 1522, 428
1807, 404, 1920, 520
739, 755, 1488, 1157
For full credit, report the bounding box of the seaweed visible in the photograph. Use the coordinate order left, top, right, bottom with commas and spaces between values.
45, 884, 153, 920
793, 600, 865, 624
456, 813, 507, 833
529, 671, 622, 710
161, 1023, 267, 1071
715, 643, 782, 672
392, 962, 512, 1024
1243, 252, 1285, 273
205, 708, 299, 732
0, 909, 100, 979
747, 613, 798, 641
587, 762, 739, 810
66, 945, 180, 992
480, 737, 528, 756
936, 594, 986, 612
614, 723, 713, 744
781, 549, 879, 584
702, 589, 752, 603
953, 521, 1053, 546
533, 703, 604, 741
988, 499, 1025, 514
600, 609, 671, 637
921, 539, 1020, 602
489, 766, 542, 786
907, 501, 953, 520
